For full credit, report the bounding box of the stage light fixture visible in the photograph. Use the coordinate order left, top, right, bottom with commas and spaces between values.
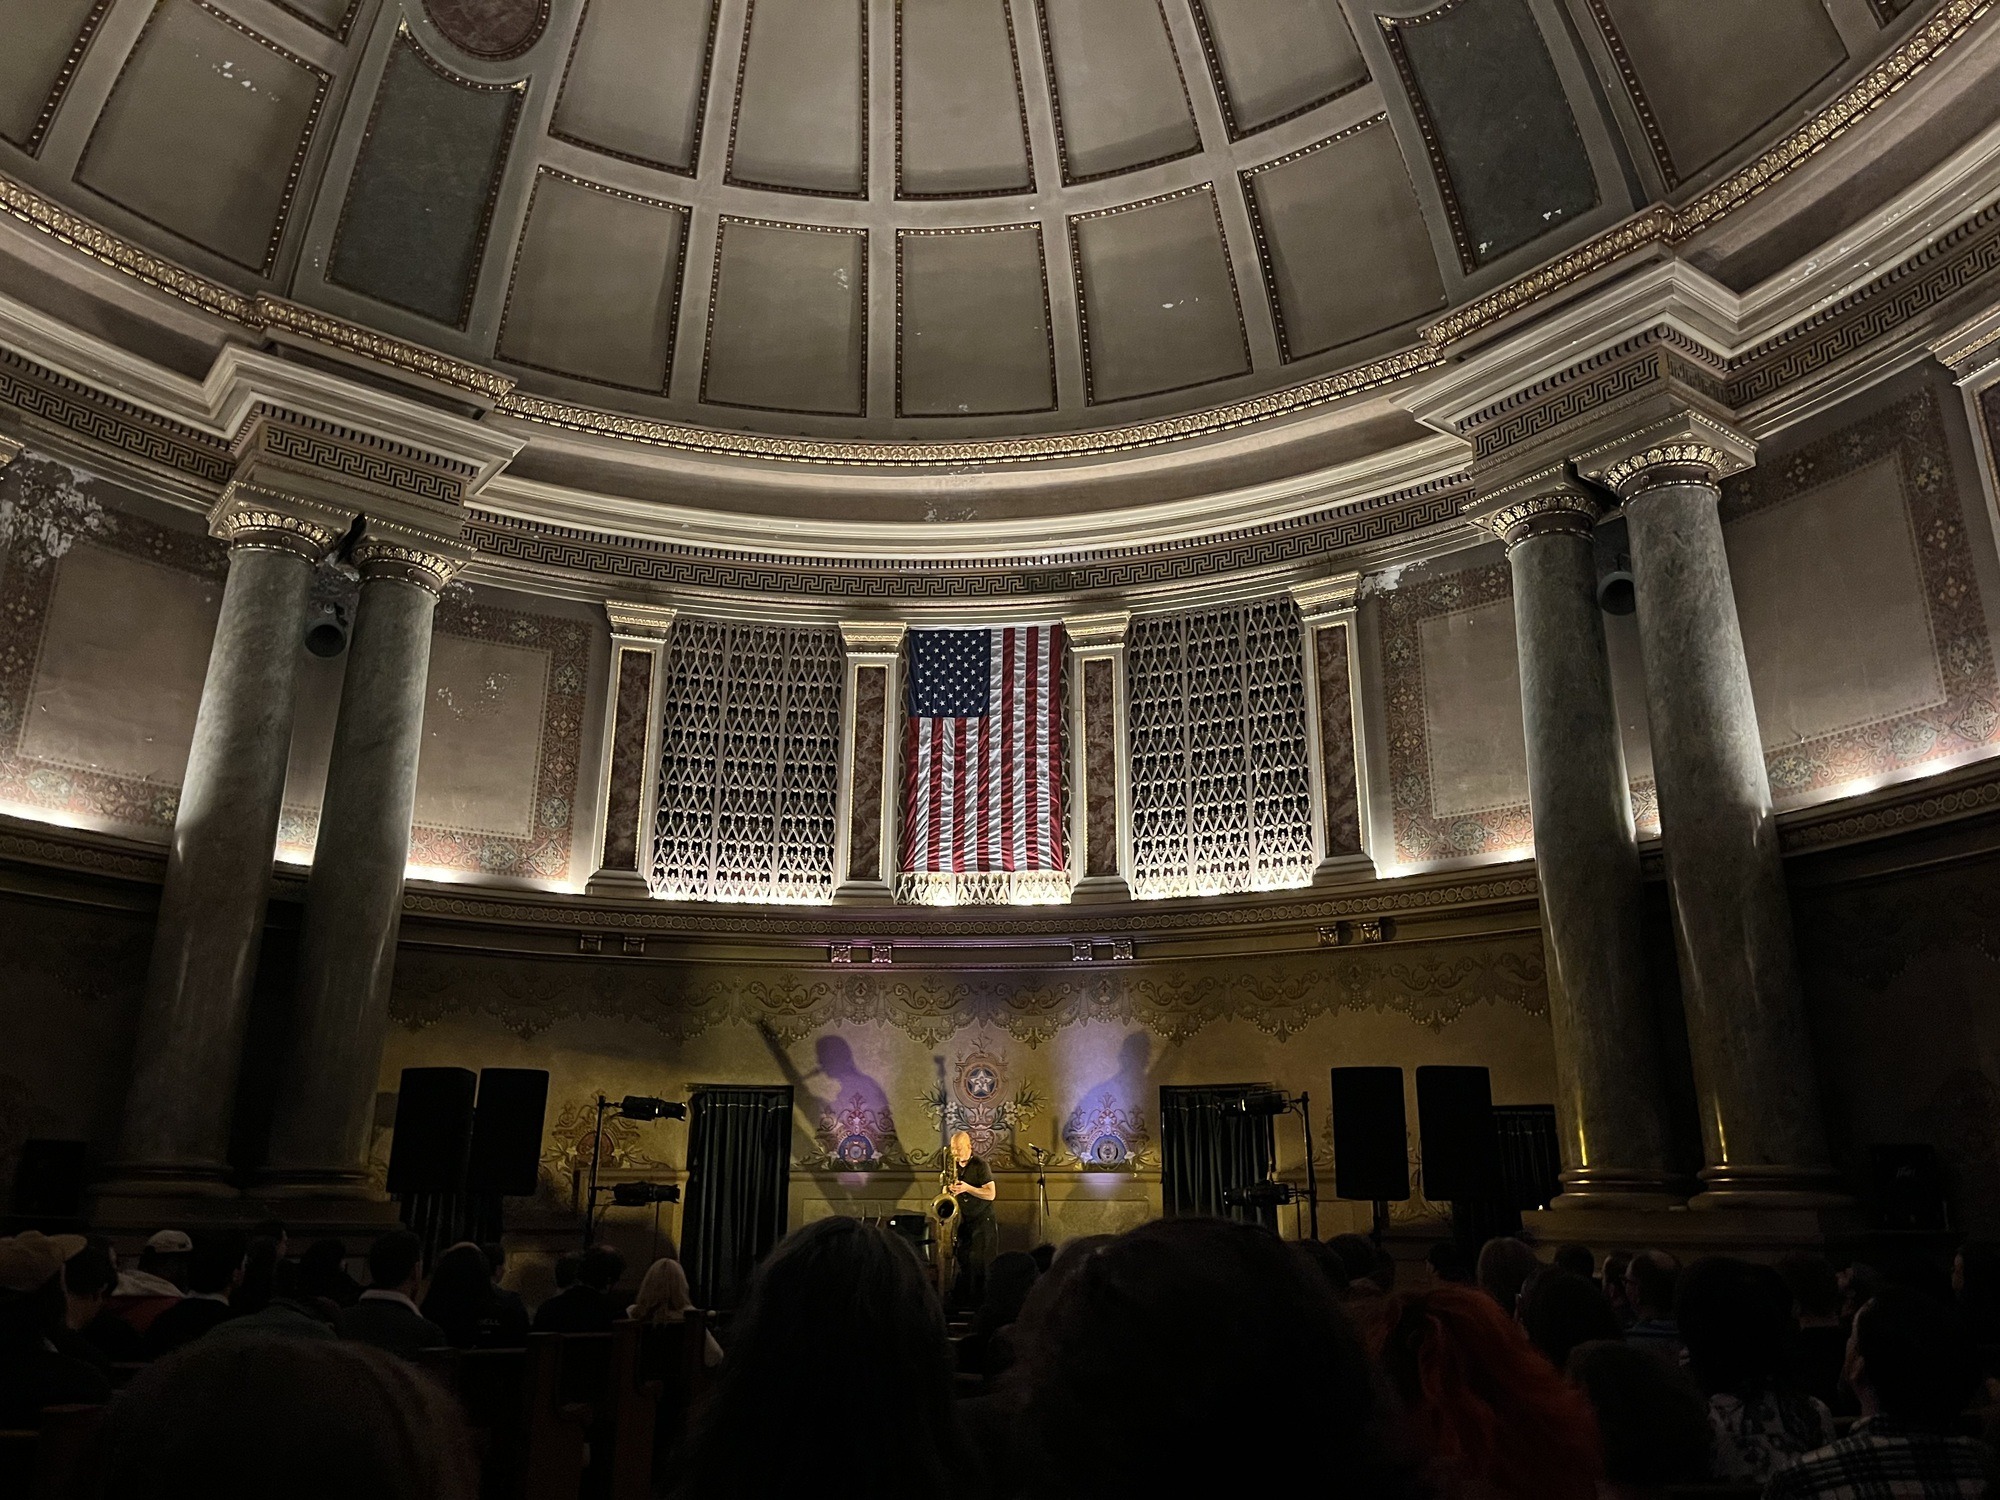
611, 1182, 681, 1206
1222, 1180, 1301, 1208
1231, 1090, 1294, 1117
619, 1095, 687, 1121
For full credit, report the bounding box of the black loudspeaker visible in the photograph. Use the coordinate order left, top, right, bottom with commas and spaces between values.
469, 1068, 550, 1197
1416, 1066, 1499, 1203
386, 1068, 477, 1196
1329, 1067, 1410, 1202
10, 1139, 89, 1219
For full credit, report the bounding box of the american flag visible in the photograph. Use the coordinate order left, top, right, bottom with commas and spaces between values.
899, 625, 1068, 904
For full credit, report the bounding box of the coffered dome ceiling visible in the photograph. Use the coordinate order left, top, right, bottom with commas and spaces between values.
0, 0, 1916, 481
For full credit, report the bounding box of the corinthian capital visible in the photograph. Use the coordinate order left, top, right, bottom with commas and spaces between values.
1572, 411, 1754, 501
209, 481, 348, 563
1465, 466, 1602, 551
351, 536, 469, 594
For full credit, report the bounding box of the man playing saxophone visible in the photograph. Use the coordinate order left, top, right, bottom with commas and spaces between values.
945, 1128, 997, 1308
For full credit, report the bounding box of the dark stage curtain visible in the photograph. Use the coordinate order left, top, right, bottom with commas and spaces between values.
1159, 1084, 1277, 1228
682, 1085, 793, 1308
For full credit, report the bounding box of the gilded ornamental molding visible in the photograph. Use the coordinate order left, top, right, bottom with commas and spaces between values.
604, 600, 680, 640
0, 433, 21, 469
1482, 489, 1602, 550
351, 537, 468, 593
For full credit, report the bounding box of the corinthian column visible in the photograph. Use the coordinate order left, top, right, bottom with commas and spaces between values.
1578, 420, 1843, 1207
263, 536, 466, 1194
104, 489, 343, 1198
1477, 474, 1676, 1206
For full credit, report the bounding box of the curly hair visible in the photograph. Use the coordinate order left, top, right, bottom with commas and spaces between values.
1372, 1284, 1603, 1500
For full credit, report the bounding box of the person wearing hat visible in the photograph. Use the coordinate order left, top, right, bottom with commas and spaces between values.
97, 1228, 190, 1350
0, 1230, 111, 1425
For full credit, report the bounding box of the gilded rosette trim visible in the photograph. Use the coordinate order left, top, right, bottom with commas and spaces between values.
1599, 442, 1732, 498
352, 538, 467, 593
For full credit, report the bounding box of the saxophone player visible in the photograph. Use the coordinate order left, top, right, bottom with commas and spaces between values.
946, 1129, 997, 1308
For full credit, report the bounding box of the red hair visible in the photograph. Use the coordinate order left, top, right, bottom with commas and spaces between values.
1370, 1284, 1602, 1500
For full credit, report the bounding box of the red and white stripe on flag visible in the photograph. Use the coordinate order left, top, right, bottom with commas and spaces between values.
898, 624, 1067, 904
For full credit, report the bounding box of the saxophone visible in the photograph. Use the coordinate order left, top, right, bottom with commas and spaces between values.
931, 1153, 960, 1222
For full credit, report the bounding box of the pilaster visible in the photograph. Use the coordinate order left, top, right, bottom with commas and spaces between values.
586, 601, 678, 898
1065, 610, 1132, 904
834, 620, 906, 903
1286, 572, 1374, 882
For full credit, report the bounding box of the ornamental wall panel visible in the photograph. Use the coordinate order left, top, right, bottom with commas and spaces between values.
1125, 599, 1315, 898
649, 618, 843, 903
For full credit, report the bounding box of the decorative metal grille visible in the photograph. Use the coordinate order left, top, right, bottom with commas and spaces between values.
1126, 599, 1315, 899
650, 619, 843, 903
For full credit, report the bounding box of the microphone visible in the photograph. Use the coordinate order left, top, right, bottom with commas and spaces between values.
1029, 1144, 1047, 1158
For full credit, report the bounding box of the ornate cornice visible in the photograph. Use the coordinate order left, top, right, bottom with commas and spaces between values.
1574, 411, 1756, 500
252, 296, 515, 404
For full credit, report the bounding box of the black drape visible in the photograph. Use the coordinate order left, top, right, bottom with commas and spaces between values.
1159, 1084, 1277, 1227
682, 1085, 793, 1308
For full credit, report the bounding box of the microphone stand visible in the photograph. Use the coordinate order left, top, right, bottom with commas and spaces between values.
1031, 1146, 1051, 1243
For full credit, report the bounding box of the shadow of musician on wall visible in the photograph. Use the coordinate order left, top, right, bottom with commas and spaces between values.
1062, 1032, 1155, 1169
755, 1026, 906, 1169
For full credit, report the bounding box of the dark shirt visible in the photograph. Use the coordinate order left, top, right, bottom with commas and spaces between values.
1791, 1322, 1849, 1411
143, 1296, 239, 1358
956, 1155, 994, 1227
0, 1343, 110, 1427
334, 1294, 449, 1361
532, 1285, 625, 1335
425, 1287, 532, 1349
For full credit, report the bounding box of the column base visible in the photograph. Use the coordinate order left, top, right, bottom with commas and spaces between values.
1523, 1202, 1866, 1258
583, 868, 652, 898
1069, 874, 1133, 904
832, 878, 894, 905
90, 1163, 243, 1234
1311, 853, 1377, 885
1688, 1162, 1854, 1211
1548, 1167, 1688, 1210
255, 1166, 384, 1202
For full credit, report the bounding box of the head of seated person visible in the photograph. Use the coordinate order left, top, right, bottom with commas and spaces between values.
367, 1231, 424, 1297
1373, 1282, 1603, 1500
1567, 1338, 1714, 1498
672, 1216, 962, 1500
1014, 1217, 1423, 1500
94, 1334, 477, 1500
1850, 1287, 1982, 1428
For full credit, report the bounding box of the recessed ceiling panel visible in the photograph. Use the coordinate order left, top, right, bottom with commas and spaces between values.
74, 0, 327, 275
1585, 0, 1846, 186
1036, 0, 1201, 183
1384, 0, 1598, 271
727, 0, 867, 197
1072, 187, 1249, 404
0, 0, 111, 152
328, 34, 522, 327
549, 0, 717, 174
269, 0, 360, 38
498, 170, 687, 392
1191, 0, 1367, 137
899, 226, 1053, 416
1244, 118, 1445, 361
897, 0, 1033, 197
703, 218, 866, 414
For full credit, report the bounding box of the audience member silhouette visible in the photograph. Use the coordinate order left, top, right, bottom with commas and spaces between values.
959, 1250, 1038, 1379
1677, 1256, 1833, 1483
421, 1241, 529, 1350
0, 1231, 110, 1426
1776, 1250, 1850, 1410
294, 1238, 363, 1312
1554, 1243, 1595, 1279
92, 1333, 478, 1500
1017, 1218, 1423, 1500
1518, 1266, 1622, 1373
1766, 1288, 1990, 1499
144, 1231, 246, 1357
533, 1244, 626, 1333
629, 1256, 723, 1366
334, 1231, 445, 1361
1954, 1238, 2000, 1373
1373, 1283, 1602, 1500
672, 1216, 969, 1500
1476, 1235, 1543, 1316
1622, 1250, 1685, 1366
1427, 1240, 1474, 1286
1602, 1249, 1635, 1327
1293, 1237, 1354, 1297
1567, 1338, 1715, 1498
